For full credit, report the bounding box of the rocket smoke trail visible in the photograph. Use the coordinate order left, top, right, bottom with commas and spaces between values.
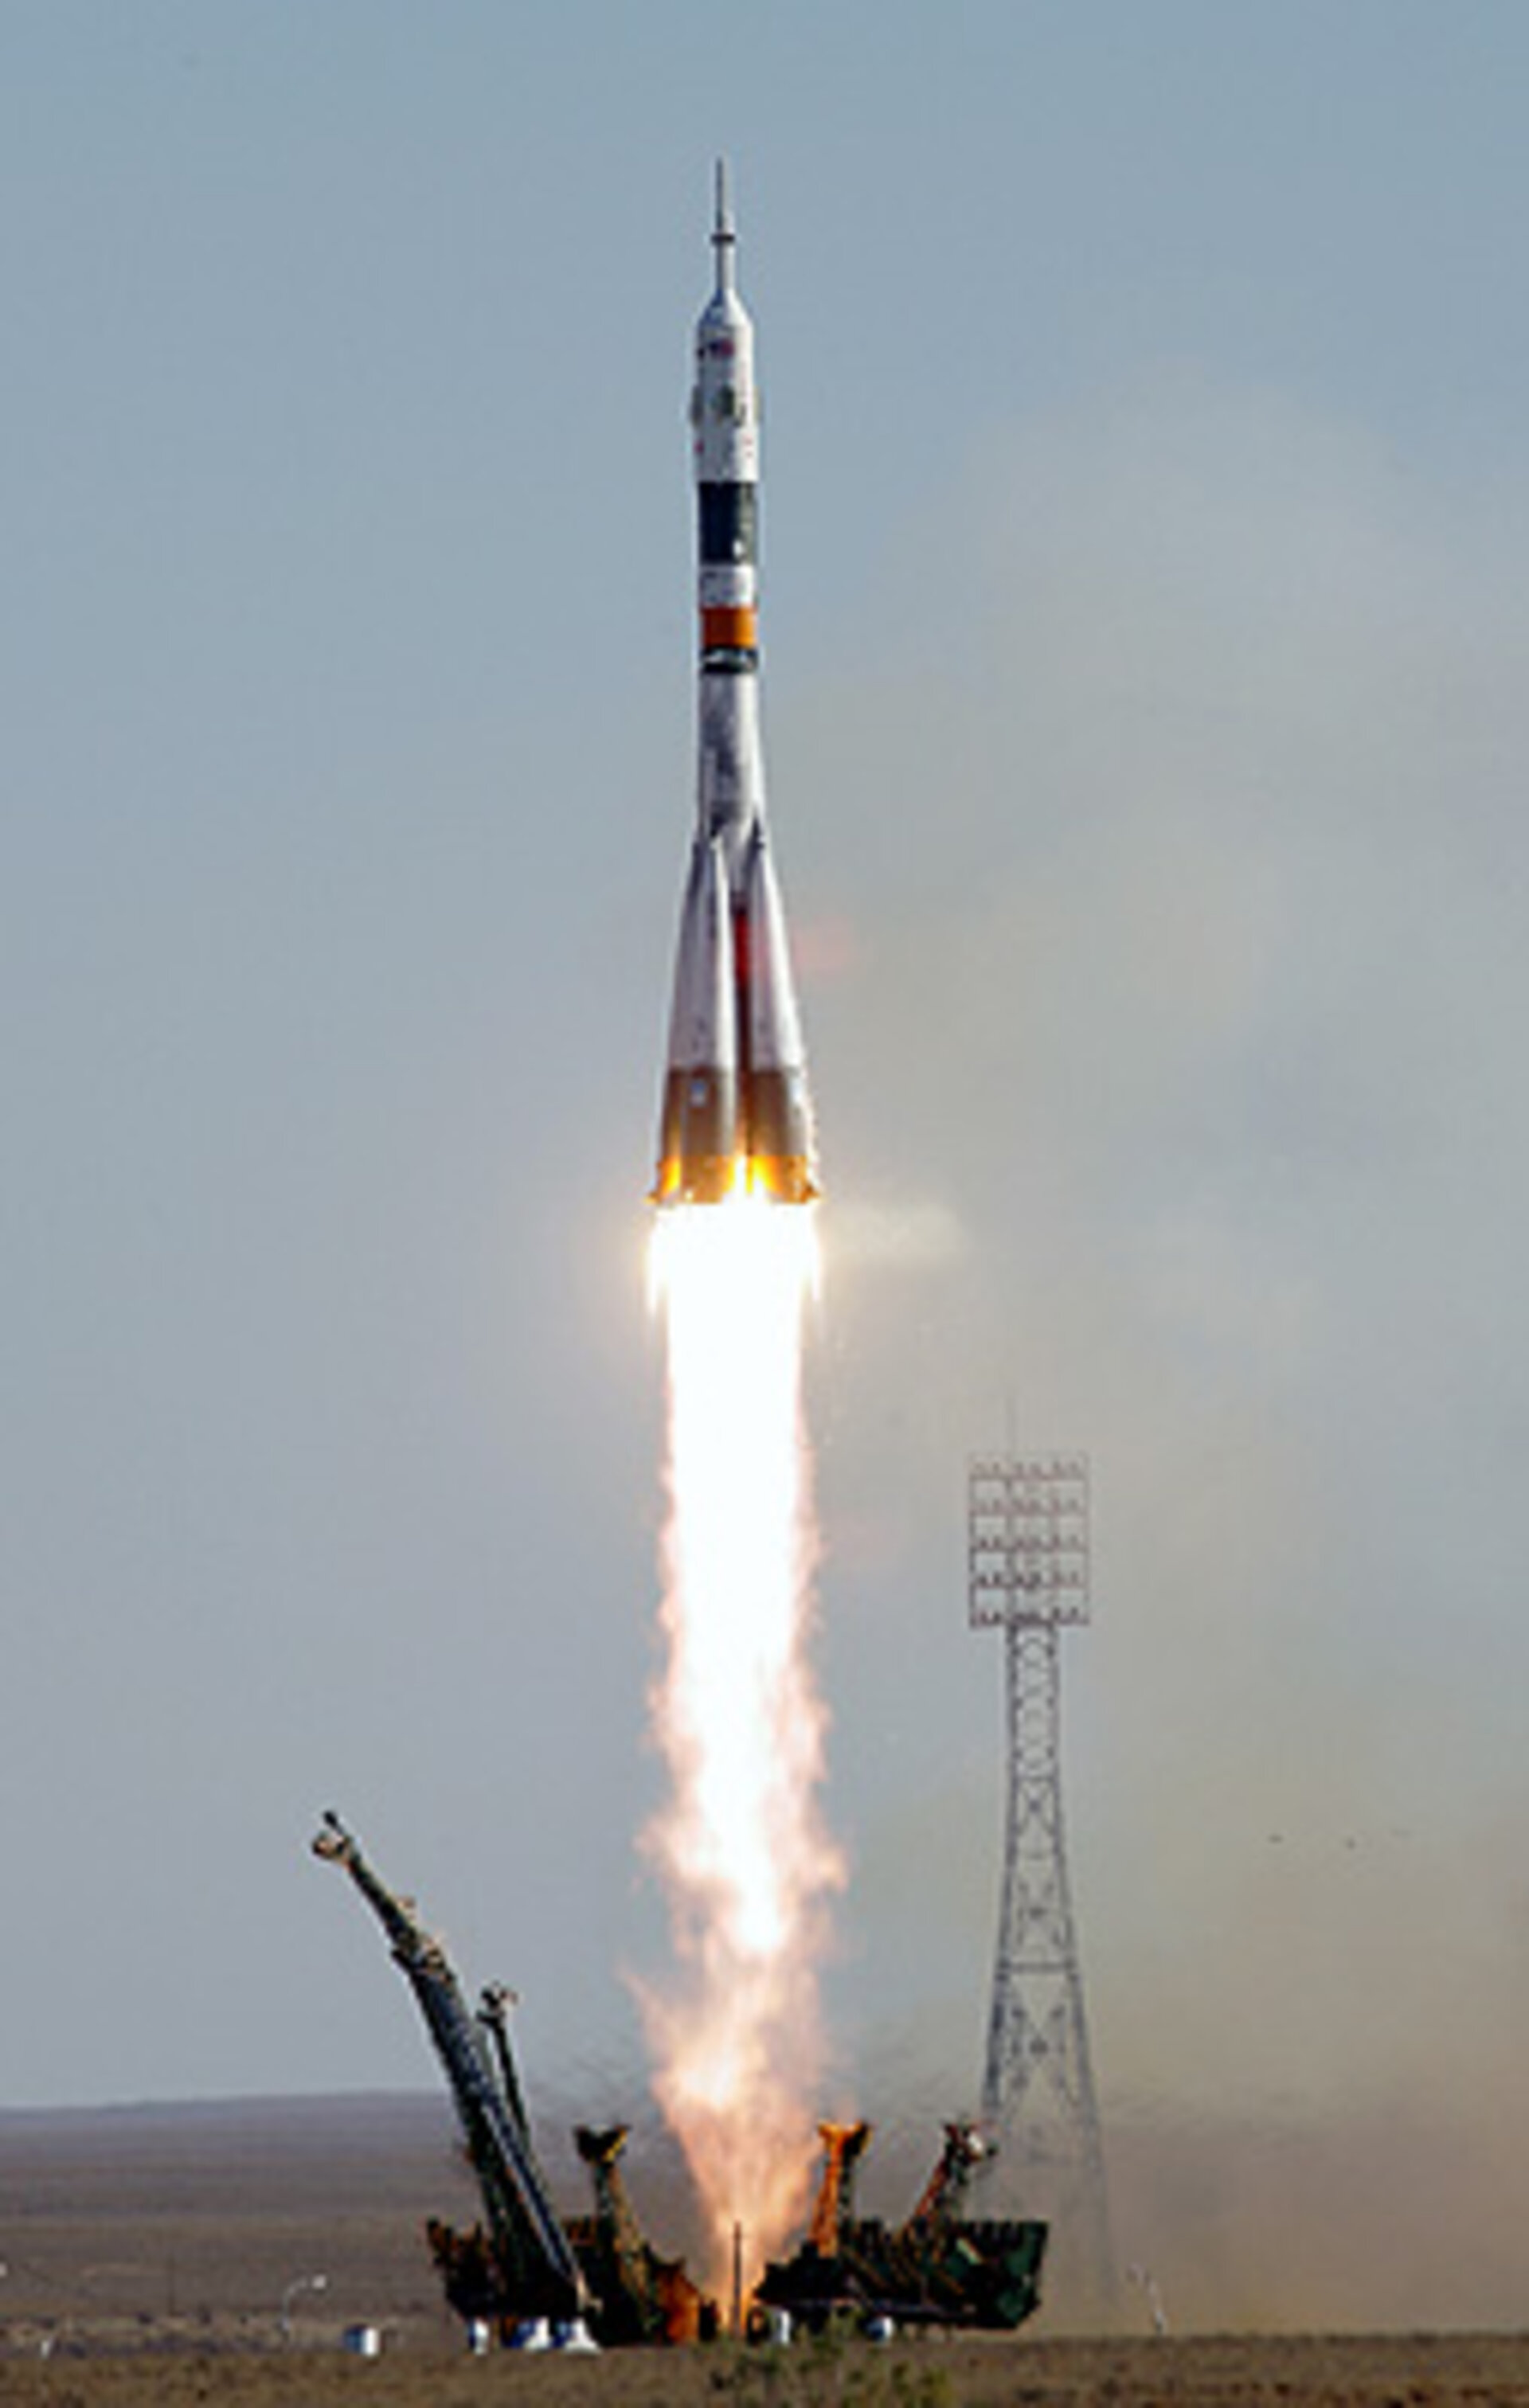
640, 169, 841, 2284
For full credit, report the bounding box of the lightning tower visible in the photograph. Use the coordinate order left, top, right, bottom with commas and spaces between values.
968, 1452, 1115, 2320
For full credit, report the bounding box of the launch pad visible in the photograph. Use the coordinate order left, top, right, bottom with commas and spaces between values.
312, 1812, 1046, 2350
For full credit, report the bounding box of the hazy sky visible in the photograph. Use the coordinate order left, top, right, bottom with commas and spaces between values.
6, 0, 1529, 2325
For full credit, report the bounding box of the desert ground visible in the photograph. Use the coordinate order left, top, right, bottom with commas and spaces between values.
4, 2332, 1529, 2405
2, 2099, 1527, 2404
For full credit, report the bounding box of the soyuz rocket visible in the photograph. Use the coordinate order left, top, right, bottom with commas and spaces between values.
652, 166, 819, 1208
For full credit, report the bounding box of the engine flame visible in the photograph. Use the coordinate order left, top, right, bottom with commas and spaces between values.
641, 1194, 843, 2285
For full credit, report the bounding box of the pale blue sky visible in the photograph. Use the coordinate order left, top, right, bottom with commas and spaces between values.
5, 2, 1529, 2322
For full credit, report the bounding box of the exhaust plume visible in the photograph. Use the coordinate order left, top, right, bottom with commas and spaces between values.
639, 1199, 843, 2282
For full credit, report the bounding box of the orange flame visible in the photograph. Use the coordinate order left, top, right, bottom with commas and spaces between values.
641, 1195, 843, 2285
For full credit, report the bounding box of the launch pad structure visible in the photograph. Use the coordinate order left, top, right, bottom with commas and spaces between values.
968, 1453, 1116, 2319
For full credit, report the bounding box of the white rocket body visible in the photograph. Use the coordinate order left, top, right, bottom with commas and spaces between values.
654, 169, 818, 1207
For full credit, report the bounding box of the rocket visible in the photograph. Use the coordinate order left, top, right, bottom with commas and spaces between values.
652, 165, 819, 1207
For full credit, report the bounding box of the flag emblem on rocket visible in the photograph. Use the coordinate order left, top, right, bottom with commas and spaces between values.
652, 166, 819, 1208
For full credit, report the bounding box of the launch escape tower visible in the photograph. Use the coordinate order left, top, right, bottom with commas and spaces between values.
968, 1454, 1115, 2315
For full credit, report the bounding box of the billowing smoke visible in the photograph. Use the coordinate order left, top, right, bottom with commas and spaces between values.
775, 369, 1529, 2327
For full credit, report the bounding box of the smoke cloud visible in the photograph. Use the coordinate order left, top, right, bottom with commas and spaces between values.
776, 367, 1529, 2325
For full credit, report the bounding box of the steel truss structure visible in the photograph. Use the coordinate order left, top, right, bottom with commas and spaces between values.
968, 1454, 1114, 2316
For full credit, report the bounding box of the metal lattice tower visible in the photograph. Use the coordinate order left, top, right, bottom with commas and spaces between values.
968, 1453, 1115, 2317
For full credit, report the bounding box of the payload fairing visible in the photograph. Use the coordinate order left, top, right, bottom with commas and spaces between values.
652, 166, 819, 1207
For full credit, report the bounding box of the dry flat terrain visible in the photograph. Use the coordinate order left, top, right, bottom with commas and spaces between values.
3, 2335, 1529, 2405
0, 2095, 469, 2346
2, 2102, 1528, 2402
